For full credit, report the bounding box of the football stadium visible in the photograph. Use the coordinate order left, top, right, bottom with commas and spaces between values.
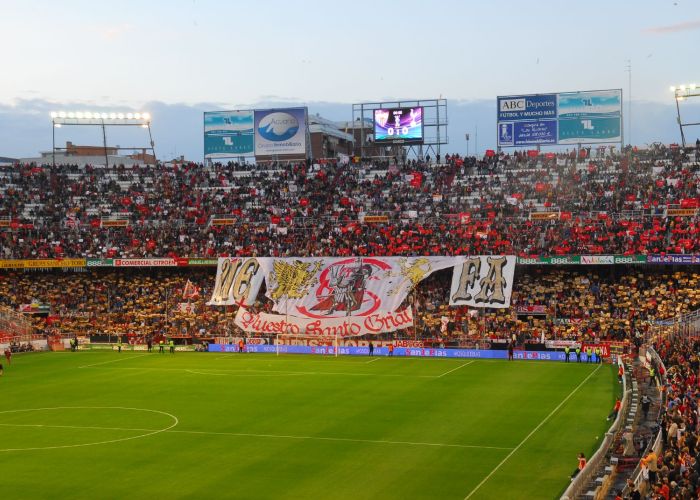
1, 2, 700, 499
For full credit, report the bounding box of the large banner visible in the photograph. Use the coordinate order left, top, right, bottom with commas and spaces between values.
234, 307, 413, 337
204, 110, 254, 158
258, 257, 463, 318
207, 257, 265, 307
497, 89, 622, 147
254, 107, 307, 156
449, 256, 516, 308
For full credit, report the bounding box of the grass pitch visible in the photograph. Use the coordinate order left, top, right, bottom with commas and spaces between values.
0, 351, 616, 499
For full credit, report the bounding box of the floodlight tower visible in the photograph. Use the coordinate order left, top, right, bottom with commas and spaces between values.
670, 83, 699, 149
50, 111, 155, 167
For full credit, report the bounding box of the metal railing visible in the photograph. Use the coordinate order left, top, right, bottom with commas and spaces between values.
561, 364, 630, 500
0, 305, 34, 341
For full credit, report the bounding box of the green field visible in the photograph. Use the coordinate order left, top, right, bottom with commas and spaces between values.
0, 351, 616, 499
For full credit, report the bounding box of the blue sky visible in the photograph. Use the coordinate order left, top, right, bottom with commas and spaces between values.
1, 0, 699, 158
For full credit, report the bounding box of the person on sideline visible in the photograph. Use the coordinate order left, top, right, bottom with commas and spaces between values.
571, 452, 586, 479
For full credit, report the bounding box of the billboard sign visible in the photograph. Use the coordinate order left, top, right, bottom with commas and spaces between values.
254, 107, 307, 156
557, 90, 622, 144
204, 111, 254, 157
373, 107, 423, 144
497, 89, 622, 147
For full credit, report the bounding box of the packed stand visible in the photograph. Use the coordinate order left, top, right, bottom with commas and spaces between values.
0, 268, 697, 346
639, 337, 700, 498
0, 144, 697, 259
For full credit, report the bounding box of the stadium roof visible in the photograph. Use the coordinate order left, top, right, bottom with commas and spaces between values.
308, 114, 354, 142
0, 156, 17, 165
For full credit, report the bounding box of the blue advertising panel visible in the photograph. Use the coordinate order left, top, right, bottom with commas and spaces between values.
557, 90, 622, 144
209, 343, 568, 361
373, 107, 423, 144
204, 111, 254, 158
254, 107, 307, 156
497, 89, 622, 147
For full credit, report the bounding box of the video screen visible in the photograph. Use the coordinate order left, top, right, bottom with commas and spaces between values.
373, 107, 423, 143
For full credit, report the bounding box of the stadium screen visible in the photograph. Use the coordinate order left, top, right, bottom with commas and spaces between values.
373, 107, 423, 144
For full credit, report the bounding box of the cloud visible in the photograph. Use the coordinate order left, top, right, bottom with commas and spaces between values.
98, 23, 133, 40
644, 19, 700, 34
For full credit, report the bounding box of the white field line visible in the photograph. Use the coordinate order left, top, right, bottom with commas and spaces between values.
0, 406, 178, 452
82, 366, 438, 378
463, 365, 603, 499
78, 353, 149, 368
185, 369, 306, 378
0, 422, 513, 451
436, 361, 475, 378
365, 357, 381, 364
216, 356, 382, 366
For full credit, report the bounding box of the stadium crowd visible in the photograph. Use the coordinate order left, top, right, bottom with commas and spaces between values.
640, 336, 700, 498
0, 268, 697, 346
0, 144, 697, 259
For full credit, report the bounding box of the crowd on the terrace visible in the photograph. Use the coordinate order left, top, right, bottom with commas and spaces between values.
0, 143, 697, 259
0, 268, 697, 345
637, 337, 700, 499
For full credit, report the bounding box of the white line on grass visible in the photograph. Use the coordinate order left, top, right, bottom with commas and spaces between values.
78, 353, 149, 368
0, 422, 513, 451
365, 357, 381, 364
463, 364, 602, 499
0, 406, 178, 452
436, 361, 474, 378
83, 366, 438, 378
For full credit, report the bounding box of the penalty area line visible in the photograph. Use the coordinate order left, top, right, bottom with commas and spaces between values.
436, 361, 474, 378
78, 353, 149, 368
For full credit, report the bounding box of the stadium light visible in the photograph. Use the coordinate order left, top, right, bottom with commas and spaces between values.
670, 83, 700, 149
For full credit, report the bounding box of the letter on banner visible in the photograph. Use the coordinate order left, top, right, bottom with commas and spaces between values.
449, 256, 515, 308
208, 257, 264, 306
234, 307, 413, 337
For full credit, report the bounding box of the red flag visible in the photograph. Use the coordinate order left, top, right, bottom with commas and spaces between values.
182, 280, 200, 300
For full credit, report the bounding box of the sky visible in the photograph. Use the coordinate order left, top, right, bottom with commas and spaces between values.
1, 0, 699, 159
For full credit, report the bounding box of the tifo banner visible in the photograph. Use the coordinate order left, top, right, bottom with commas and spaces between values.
254, 107, 307, 156
208, 257, 265, 307
449, 256, 516, 308
234, 307, 413, 337
258, 256, 462, 318
204, 110, 254, 158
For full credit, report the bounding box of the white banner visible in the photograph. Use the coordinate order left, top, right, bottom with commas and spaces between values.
234, 307, 413, 337
258, 256, 462, 319
207, 257, 265, 306
449, 256, 516, 308
176, 303, 196, 314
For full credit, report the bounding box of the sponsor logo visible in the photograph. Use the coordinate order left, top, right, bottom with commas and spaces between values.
257, 112, 300, 142
581, 255, 614, 265
500, 98, 525, 112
